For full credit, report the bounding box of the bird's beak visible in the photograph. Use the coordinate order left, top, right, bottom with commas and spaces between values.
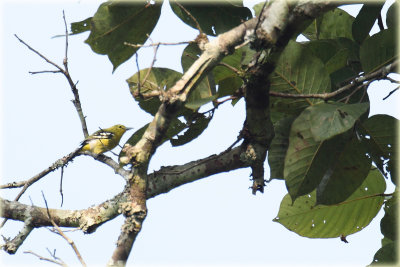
126, 127, 133, 131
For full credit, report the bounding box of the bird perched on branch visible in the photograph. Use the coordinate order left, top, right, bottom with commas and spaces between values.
79, 124, 132, 154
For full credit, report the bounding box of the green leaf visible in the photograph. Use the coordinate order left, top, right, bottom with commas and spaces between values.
380, 194, 397, 241
71, 17, 92, 35
316, 136, 372, 205
170, 113, 211, 146
371, 242, 397, 265
304, 40, 338, 63
284, 109, 347, 201
85, 1, 162, 71
303, 8, 354, 41
213, 45, 253, 83
274, 169, 386, 238
308, 102, 369, 142
352, 3, 384, 44
217, 76, 243, 98
270, 41, 331, 115
185, 95, 217, 110
324, 48, 350, 74
359, 29, 396, 73
381, 237, 393, 247
386, 1, 398, 29
171, 1, 251, 36
268, 116, 295, 180
358, 115, 398, 185
305, 38, 361, 75
212, 45, 254, 97
127, 67, 182, 115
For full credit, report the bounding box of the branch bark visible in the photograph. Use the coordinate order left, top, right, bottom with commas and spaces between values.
3, 1, 341, 265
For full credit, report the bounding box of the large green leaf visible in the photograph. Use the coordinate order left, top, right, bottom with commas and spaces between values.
352, 3, 384, 44
308, 102, 369, 142
359, 29, 396, 73
71, 17, 92, 35
371, 242, 397, 265
213, 45, 254, 83
269, 41, 331, 115
170, 113, 212, 147
380, 194, 397, 241
284, 109, 347, 201
268, 116, 295, 180
386, 1, 398, 29
358, 115, 398, 185
316, 136, 372, 205
305, 38, 361, 76
274, 169, 386, 238
171, 1, 251, 36
85, 1, 162, 71
127, 67, 182, 115
217, 76, 243, 98
373, 194, 398, 263
212, 44, 254, 97
303, 8, 354, 41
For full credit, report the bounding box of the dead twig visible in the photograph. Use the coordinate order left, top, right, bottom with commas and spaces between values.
124, 40, 190, 48
174, 1, 204, 35
42, 191, 87, 267
0, 148, 79, 228
14, 11, 88, 138
382, 86, 399, 100
24, 250, 68, 267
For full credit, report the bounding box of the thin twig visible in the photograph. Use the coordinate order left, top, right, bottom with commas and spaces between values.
0, 148, 80, 228
46, 248, 67, 266
174, 1, 203, 35
60, 167, 64, 207
382, 86, 399, 100
15, 15, 89, 138
269, 60, 398, 100
124, 40, 190, 48
30, 70, 62, 74
200, 95, 238, 115
254, 0, 268, 37
385, 76, 399, 83
141, 35, 160, 88
341, 81, 370, 103
135, 53, 142, 97
62, 10, 69, 72
42, 191, 87, 267
218, 62, 242, 75
24, 250, 67, 267
14, 34, 64, 70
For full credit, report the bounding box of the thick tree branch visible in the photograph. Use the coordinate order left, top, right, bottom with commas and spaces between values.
115, 1, 337, 262
1, 221, 33, 254
0, 145, 250, 232
4, 2, 340, 264
147, 146, 247, 198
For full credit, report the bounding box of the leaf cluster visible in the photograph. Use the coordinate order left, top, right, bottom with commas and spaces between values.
70, 0, 398, 263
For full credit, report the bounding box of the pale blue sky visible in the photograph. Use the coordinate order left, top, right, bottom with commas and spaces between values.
1, 1, 398, 266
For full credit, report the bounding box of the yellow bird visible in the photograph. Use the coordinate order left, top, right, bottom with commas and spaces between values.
80, 124, 132, 154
